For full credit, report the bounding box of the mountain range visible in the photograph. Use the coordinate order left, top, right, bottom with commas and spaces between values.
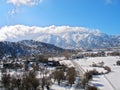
0, 25, 120, 49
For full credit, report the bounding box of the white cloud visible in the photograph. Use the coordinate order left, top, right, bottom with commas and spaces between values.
105, 0, 113, 4
7, 0, 43, 16
8, 9, 15, 15
7, 0, 43, 6
0, 25, 99, 42
8, 8, 19, 15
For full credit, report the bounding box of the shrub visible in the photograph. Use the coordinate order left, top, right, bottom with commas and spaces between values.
116, 61, 120, 65
89, 69, 99, 75
85, 71, 93, 81
92, 63, 97, 67
103, 66, 111, 73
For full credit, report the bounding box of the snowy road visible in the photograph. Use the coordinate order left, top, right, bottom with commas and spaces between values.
70, 60, 85, 79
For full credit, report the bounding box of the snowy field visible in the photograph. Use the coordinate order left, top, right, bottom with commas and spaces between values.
74, 56, 120, 90
1, 56, 120, 90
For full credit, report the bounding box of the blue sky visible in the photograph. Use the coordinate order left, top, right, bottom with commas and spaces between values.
0, 0, 120, 35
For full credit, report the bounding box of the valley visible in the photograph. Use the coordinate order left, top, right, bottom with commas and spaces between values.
0, 45, 120, 90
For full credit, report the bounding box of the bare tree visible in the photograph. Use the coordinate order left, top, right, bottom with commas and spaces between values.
21, 71, 40, 90
66, 67, 76, 86
1, 74, 11, 90
52, 70, 65, 85
62, 50, 71, 60
32, 62, 39, 72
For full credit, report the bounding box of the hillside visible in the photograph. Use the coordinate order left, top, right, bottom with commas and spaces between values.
0, 40, 64, 58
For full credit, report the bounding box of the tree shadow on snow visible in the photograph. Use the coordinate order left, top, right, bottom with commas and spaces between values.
93, 75, 100, 78
93, 83, 104, 87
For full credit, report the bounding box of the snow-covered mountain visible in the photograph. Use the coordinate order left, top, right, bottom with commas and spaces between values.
0, 40, 64, 58
0, 25, 120, 49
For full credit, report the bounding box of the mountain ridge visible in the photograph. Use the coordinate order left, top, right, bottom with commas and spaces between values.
0, 25, 120, 49
0, 40, 64, 58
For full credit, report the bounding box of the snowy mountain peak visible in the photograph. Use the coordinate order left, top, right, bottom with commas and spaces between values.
0, 25, 119, 49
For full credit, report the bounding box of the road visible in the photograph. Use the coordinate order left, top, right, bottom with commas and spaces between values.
69, 59, 86, 90
70, 60, 85, 79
